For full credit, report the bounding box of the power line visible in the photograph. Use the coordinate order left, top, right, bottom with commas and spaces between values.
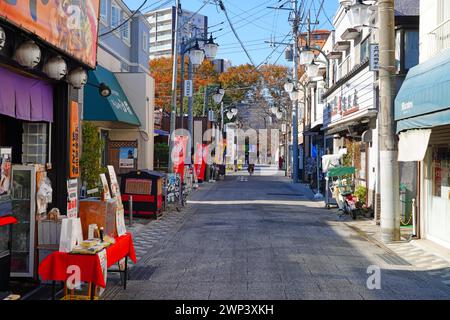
100, 0, 149, 37
216, 0, 257, 66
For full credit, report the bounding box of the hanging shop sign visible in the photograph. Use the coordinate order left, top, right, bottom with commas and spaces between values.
172, 136, 188, 181
69, 101, 80, 178
369, 43, 380, 71
0, 0, 100, 68
184, 80, 193, 98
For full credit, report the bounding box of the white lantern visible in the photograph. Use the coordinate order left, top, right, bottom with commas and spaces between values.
189, 41, 205, 66
43, 56, 67, 80
67, 67, 87, 89
347, 1, 371, 28
203, 35, 218, 59
13, 40, 41, 68
339, 0, 352, 7
231, 107, 238, 115
226, 111, 233, 120
276, 111, 283, 120
307, 62, 320, 78
284, 82, 294, 93
299, 49, 315, 65
270, 106, 278, 114
289, 90, 299, 101
0, 26, 5, 51
212, 88, 225, 104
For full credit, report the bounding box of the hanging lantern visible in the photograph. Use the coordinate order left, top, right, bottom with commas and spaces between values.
212, 87, 225, 104
43, 56, 67, 80
0, 26, 6, 51
299, 49, 315, 65
13, 40, 41, 68
231, 107, 238, 115
226, 111, 233, 120
289, 90, 299, 102
307, 61, 320, 78
203, 34, 219, 59
270, 106, 278, 114
276, 111, 283, 120
67, 67, 87, 89
347, 0, 371, 28
189, 41, 205, 66
284, 81, 294, 93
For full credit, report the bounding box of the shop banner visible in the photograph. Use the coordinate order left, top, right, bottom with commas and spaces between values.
172, 136, 188, 182
69, 101, 80, 178
194, 144, 208, 181
66, 179, 78, 219
0, 0, 100, 68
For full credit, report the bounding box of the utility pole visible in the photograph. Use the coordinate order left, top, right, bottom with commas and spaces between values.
168, 0, 181, 173
291, 0, 299, 183
378, 0, 400, 242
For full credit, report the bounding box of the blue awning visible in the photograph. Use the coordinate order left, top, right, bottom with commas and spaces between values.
83, 65, 141, 126
154, 129, 169, 136
395, 48, 450, 133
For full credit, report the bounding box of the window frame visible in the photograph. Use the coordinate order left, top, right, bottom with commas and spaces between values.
121, 11, 130, 44
100, 0, 108, 24
111, 3, 121, 35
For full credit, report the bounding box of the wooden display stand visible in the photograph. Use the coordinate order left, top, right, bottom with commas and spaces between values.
78, 198, 117, 239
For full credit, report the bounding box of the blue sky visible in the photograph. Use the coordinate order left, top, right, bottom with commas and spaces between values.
124, 0, 339, 67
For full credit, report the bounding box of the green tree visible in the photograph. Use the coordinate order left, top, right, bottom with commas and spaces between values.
80, 122, 104, 189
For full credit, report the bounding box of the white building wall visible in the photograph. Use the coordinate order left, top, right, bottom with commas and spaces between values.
420, 0, 450, 62
115, 72, 155, 170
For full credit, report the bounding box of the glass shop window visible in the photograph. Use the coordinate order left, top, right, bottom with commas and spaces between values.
22, 123, 47, 165
432, 145, 450, 199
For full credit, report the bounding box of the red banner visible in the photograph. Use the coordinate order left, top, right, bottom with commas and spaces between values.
0, 0, 100, 68
194, 144, 208, 181
173, 136, 188, 182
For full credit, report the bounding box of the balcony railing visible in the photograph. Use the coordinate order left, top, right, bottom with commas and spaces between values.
425, 19, 450, 59
337, 55, 351, 81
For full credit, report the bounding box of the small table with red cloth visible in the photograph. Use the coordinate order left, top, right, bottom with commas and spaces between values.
38, 233, 136, 300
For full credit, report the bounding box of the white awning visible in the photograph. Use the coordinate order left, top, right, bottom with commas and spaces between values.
398, 129, 432, 162
322, 154, 343, 172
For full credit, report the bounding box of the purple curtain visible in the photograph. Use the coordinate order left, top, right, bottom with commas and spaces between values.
0, 66, 53, 122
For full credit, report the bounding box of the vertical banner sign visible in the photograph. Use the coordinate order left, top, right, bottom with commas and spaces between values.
66, 179, 78, 219
173, 136, 188, 182
369, 43, 380, 71
69, 101, 80, 178
194, 143, 203, 181
184, 80, 193, 97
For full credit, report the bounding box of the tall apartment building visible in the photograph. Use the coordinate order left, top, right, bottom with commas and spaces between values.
146, 7, 208, 59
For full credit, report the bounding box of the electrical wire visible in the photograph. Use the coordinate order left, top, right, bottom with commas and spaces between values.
216, 0, 257, 66
99, 0, 149, 37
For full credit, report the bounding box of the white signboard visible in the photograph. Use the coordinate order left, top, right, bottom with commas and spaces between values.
184, 79, 193, 97
107, 165, 126, 236
97, 250, 108, 296
369, 43, 380, 71
66, 179, 78, 219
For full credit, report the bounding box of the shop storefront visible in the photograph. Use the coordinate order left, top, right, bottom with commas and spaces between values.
322, 62, 378, 209
395, 48, 450, 249
0, 1, 100, 295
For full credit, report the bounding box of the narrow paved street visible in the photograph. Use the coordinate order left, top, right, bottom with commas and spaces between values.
104, 169, 450, 300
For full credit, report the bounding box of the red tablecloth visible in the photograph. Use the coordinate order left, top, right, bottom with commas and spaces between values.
0, 216, 17, 227
38, 233, 136, 288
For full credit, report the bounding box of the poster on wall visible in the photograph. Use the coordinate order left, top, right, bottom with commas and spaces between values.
69, 101, 80, 178
119, 148, 136, 169
0, 147, 12, 196
0, 1, 100, 68
66, 179, 78, 219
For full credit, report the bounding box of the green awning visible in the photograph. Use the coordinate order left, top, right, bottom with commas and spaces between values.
327, 166, 355, 177
395, 48, 450, 133
83, 65, 141, 126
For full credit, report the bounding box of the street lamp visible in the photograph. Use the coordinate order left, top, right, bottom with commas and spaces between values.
289, 89, 299, 102
299, 49, 315, 65
306, 61, 320, 78
284, 81, 294, 93
270, 106, 278, 114
231, 107, 238, 116
212, 87, 225, 104
203, 34, 219, 59
343, 0, 375, 28
188, 41, 205, 66
226, 111, 234, 120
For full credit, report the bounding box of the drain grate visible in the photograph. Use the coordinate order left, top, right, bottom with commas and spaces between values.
377, 253, 411, 266
266, 193, 304, 197
128, 266, 158, 280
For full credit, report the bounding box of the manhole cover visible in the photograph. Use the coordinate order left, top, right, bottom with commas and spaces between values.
266, 193, 304, 197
